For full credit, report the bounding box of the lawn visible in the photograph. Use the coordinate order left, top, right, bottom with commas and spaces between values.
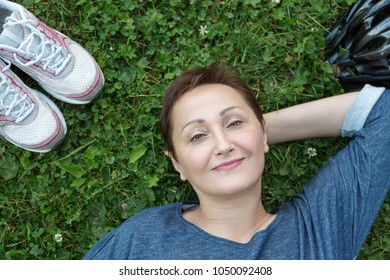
0, 0, 388, 259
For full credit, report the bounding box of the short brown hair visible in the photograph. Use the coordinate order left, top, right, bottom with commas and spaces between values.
159, 62, 263, 158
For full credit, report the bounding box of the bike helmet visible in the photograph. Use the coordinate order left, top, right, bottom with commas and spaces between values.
325, 0, 390, 91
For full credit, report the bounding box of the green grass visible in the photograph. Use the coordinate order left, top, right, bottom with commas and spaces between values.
0, 0, 388, 260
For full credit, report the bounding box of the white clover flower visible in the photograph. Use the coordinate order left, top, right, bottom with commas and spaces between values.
54, 233, 63, 243
121, 203, 128, 212
272, 0, 281, 4
199, 25, 209, 36
307, 147, 317, 157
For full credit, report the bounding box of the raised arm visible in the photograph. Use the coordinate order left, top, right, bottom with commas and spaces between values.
264, 92, 358, 145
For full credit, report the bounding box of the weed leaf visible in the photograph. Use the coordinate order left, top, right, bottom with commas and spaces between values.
128, 145, 147, 164
57, 162, 87, 178
0, 155, 19, 180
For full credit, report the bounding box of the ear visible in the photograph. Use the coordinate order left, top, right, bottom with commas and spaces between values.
165, 151, 187, 181
262, 119, 270, 154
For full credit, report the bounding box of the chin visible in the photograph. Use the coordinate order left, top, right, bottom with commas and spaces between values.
211, 178, 262, 196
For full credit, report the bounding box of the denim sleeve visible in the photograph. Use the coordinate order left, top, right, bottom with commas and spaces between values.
338, 86, 389, 257
294, 86, 390, 259
341, 84, 385, 138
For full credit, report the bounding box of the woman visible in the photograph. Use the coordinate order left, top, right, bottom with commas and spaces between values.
83, 62, 389, 259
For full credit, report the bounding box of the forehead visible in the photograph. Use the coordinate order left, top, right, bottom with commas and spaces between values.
172, 84, 250, 118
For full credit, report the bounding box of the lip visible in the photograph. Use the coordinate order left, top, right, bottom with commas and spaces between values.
212, 158, 244, 172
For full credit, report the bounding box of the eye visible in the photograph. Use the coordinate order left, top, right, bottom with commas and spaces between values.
190, 133, 206, 142
227, 120, 242, 128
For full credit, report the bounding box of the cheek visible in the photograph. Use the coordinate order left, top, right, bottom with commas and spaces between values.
240, 129, 266, 152
177, 144, 213, 177
241, 135, 267, 173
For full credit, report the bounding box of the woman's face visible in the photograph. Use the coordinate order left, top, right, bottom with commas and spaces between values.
168, 83, 269, 199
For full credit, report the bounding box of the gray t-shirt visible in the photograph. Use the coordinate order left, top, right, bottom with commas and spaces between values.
84, 85, 389, 259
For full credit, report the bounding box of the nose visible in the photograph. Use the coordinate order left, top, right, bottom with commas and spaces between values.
214, 131, 234, 155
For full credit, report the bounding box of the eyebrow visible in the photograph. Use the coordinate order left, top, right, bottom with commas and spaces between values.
181, 106, 239, 132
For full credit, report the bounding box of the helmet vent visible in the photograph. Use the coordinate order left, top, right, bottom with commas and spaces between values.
365, 37, 386, 51
372, 6, 390, 26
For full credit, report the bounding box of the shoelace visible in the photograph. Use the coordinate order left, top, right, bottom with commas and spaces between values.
0, 62, 35, 123
3, 11, 72, 75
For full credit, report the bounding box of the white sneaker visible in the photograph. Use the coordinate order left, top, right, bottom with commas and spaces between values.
0, 0, 104, 104
0, 59, 66, 152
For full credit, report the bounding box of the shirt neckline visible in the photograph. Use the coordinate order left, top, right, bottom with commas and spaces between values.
176, 201, 282, 246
